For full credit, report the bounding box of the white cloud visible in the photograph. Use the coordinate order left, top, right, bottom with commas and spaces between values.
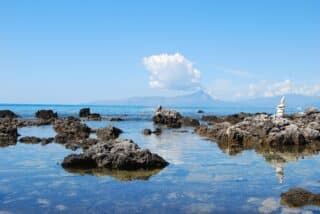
143, 53, 201, 91
217, 66, 252, 78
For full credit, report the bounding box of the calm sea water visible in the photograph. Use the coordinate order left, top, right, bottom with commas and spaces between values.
0, 104, 320, 213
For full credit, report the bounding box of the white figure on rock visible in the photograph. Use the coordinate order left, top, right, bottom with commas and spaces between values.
276, 96, 285, 118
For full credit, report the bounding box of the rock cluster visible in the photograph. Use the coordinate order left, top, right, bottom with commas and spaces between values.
53, 117, 92, 148
196, 109, 320, 148
281, 188, 320, 208
95, 126, 123, 140
62, 138, 169, 170
201, 112, 263, 125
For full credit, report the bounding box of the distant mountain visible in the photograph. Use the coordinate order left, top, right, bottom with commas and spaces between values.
90, 90, 222, 107
90, 91, 320, 109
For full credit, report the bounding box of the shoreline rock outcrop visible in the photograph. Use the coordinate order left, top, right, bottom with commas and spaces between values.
35, 109, 58, 121
153, 106, 183, 128
196, 109, 320, 148
62, 138, 169, 170
0, 110, 18, 119
0, 119, 19, 147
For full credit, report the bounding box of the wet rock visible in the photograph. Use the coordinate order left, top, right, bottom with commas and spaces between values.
19, 136, 54, 144
152, 106, 183, 128
281, 188, 320, 207
62, 154, 97, 169
197, 110, 204, 114
96, 126, 123, 140
0, 119, 19, 147
87, 113, 101, 121
106, 117, 123, 121
35, 110, 58, 120
0, 110, 18, 118
62, 139, 169, 170
79, 108, 90, 117
179, 117, 200, 127
143, 128, 152, 135
53, 117, 91, 147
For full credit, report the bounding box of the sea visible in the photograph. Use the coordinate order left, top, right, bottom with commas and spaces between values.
0, 104, 319, 213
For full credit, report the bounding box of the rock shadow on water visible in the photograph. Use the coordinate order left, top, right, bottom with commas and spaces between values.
63, 167, 164, 181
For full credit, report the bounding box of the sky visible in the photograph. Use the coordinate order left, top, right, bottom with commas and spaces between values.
0, 0, 319, 104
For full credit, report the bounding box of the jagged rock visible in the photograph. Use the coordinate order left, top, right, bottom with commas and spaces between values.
179, 117, 200, 127
96, 126, 123, 140
35, 110, 58, 120
152, 106, 183, 128
0, 110, 18, 118
62, 139, 169, 170
281, 188, 320, 207
0, 119, 19, 147
79, 108, 90, 117
53, 117, 91, 147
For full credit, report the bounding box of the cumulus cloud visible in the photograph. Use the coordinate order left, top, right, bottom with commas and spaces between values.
143, 53, 201, 91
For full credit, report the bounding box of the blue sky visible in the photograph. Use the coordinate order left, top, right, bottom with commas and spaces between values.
0, 0, 319, 104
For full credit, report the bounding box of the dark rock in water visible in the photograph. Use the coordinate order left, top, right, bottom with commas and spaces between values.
62, 139, 169, 170
79, 108, 90, 117
19, 136, 54, 144
53, 117, 91, 147
179, 117, 200, 127
96, 126, 123, 140
143, 128, 152, 135
35, 110, 58, 120
281, 188, 320, 208
142, 128, 161, 135
197, 110, 204, 114
87, 113, 101, 121
0, 110, 18, 118
153, 106, 183, 128
107, 117, 124, 121
152, 128, 162, 135
0, 119, 19, 147
62, 154, 97, 169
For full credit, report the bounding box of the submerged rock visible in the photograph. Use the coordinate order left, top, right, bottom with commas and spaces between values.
35, 109, 58, 121
179, 117, 200, 127
107, 117, 124, 121
142, 128, 162, 136
19, 136, 54, 144
62, 139, 169, 170
153, 106, 183, 128
62, 154, 97, 169
281, 188, 320, 208
96, 126, 123, 140
142, 128, 152, 135
197, 110, 204, 114
0, 110, 18, 118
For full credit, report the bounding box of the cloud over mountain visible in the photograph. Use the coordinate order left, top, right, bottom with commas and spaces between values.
143, 53, 201, 91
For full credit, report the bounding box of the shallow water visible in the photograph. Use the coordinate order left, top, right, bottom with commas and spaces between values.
1, 105, 320, 213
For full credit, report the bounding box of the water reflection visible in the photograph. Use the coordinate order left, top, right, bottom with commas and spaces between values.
63, 168, 164, 181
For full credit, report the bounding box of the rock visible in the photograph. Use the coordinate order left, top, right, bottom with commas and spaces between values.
152, 106, 183, 128
107, 117, 124, 121
281, 188, 320, 207
152, 128, 162, 135
96, 126, 123, 140
19, 136, 54, 144
202, 112, 256, 125
87, 113, 101, 121
0, 119, 19, 147
61, 154, 97, 169
197, 110, 204, 114
143, 129, 152, 135
0, 110, 18, 118
62, 139, 168, 170
35, 110, 58, 120
53, 117, 91, 146
79, 108, 90, 117
179, 117, 200, 127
